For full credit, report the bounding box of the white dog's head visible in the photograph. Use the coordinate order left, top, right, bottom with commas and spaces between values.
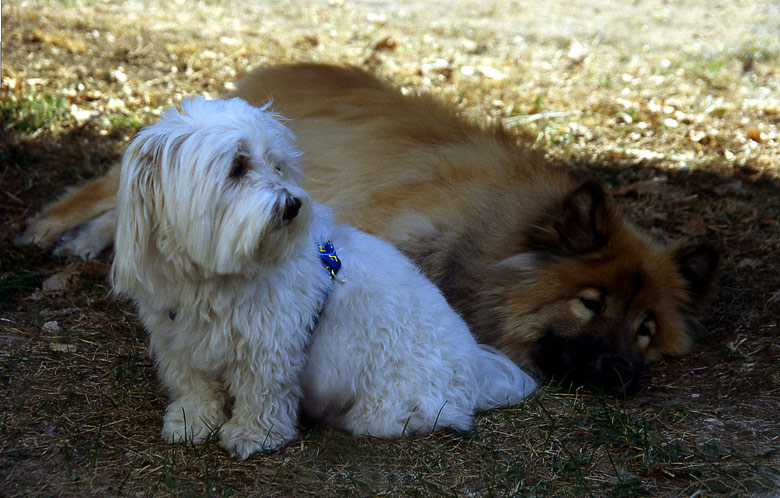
112, 97, 311, 296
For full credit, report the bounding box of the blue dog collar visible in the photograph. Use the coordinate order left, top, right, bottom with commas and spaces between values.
312, 240, 342, 328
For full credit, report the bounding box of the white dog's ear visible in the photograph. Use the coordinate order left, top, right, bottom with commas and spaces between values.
111, 142, 162, 297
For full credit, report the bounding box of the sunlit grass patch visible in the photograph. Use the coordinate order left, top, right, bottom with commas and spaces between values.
0, 93, 73, 133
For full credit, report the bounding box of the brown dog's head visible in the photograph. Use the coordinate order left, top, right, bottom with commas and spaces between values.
480, 180, 719, 396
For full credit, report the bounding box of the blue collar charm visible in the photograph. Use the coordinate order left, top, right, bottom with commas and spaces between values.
317, 240, 342, 280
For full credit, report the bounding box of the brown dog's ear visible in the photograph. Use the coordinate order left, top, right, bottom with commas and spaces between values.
672, 241, 719, 301
528, 180, 612, 255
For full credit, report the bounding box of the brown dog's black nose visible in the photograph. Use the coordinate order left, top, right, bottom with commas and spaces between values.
599, 355, 638, 395
282, 197, 302, 222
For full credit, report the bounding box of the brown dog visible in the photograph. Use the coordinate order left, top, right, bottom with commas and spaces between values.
17, 63, 718, 395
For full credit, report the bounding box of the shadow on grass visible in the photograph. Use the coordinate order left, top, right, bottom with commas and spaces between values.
0, 93, 778, 497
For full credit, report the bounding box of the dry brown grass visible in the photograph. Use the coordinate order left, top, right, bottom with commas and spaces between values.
1, 0, 779, 496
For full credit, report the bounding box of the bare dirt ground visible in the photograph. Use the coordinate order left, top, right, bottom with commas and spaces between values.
1, 0, 779, 496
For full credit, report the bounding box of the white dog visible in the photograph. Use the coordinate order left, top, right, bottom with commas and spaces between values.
111, 97, 536, 459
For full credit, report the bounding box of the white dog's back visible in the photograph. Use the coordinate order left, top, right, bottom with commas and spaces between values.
303, 205, 536, 437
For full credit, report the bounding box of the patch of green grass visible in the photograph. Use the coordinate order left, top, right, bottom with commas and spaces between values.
585, 399, 658, 457
106, 112, 143, 130
0, 93, 73, 133
112, 349, 153, 389
151, 436, 236, 498
0, 246, 53, 305
601, 476, 647, 497
539, 124, 573, 145
0, 142, 34, 169
0, 268, 43, 302
701, 57, 729, 74
532, 94, 545, 113
733, 43, 778, 71
103, 312, 155, 406
626, 107, 645, 123
685, 54, 736, 90
512, 391, 780, 496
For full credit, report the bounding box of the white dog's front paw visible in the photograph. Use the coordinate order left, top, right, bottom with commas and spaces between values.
162, 400, 227, 445
218, 421, 296, 460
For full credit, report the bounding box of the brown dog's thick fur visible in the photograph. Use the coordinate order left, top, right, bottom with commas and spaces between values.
18, 63, 718, 394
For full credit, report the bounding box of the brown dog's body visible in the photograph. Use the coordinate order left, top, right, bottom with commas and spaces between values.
19, 64, 718, 394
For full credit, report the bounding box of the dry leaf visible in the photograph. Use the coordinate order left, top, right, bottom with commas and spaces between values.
680, 215, 707, 236
41, 263, 81, 293
81, 260, 110, 281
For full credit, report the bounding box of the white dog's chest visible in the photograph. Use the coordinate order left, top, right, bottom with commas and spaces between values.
141, 275, 325, 376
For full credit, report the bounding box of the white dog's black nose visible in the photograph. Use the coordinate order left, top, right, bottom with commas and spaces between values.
282, 197, 302, 222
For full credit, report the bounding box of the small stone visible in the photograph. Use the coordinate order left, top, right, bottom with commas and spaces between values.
567, 39, 587, 64
110, 69, 127, 83
689, 130, 706, 142
42, 321, 61, 332
50, 343, 77, 353
477, 65, 505, 80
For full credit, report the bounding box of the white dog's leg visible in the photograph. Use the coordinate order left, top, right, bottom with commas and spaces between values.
219, 364, 301, 459
156, 353, 229, 445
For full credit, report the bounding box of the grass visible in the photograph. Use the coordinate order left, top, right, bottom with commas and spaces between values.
1, 0, 779, 496
734, 43, 778, 72
0, 93, 73, 133
0, 247, 54, 303
2, 376, 776, 495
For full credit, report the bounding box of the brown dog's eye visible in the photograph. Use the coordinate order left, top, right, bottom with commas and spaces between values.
579, 296, 604, 314
637, 319, 655, 337
230, 155, 250, 179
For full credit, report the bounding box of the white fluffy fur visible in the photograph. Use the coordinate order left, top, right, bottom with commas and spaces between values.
111, 97, 536, 460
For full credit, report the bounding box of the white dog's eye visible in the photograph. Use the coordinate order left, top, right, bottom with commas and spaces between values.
274, 163, 283, 174
230, 155, 250, 179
